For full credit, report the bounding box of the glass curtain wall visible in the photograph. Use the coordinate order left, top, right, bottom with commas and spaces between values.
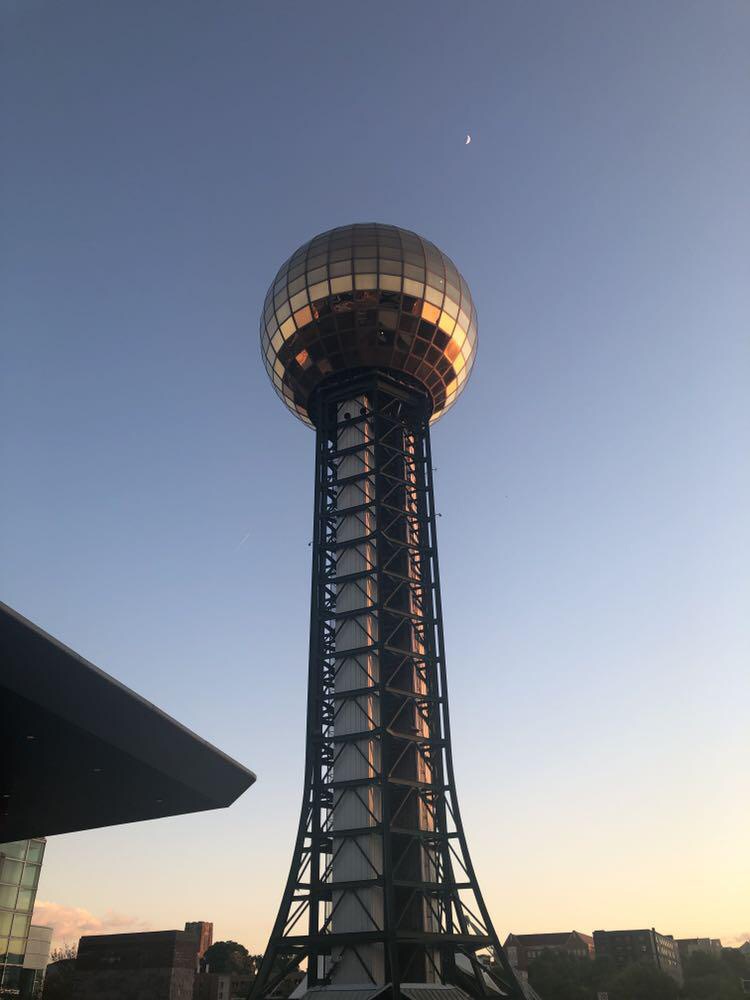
0, 840, 45, 997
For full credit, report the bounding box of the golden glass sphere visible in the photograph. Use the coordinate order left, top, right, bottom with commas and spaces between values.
260, 223, 478, 426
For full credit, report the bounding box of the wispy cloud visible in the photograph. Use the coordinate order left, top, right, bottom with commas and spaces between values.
32, 901, 152, 947
236, 531, 251, 551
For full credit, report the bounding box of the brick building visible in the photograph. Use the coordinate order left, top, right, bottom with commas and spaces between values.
593, 928, 683, 985
73, 929, 200, 1000
677, 937, 722, 962
184, 923, 213, 964
503, 931, 594, 974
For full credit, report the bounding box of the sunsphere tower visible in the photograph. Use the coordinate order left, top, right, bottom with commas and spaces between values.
252, 224, 524, 1000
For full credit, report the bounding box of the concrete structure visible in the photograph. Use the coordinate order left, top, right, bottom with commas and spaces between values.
593, 928, 683, 985
184, 923, 213, 964
0, 839, 46, 998
21, 925, 52, 998
73, 930, 200, 1000
676, 937, 722, 962
503, 932, 594, 974
1, 601, 255, 842
251, 224, 523, 1000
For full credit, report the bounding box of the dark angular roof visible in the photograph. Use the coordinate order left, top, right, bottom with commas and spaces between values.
1, 601, 256, 840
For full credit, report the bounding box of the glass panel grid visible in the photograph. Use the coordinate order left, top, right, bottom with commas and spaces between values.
0, 887, 17, 909
0, 840, 45, 986
260, 224, 477, 425
0, 846, 26, 863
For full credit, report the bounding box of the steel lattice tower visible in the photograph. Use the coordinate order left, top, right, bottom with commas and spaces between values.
252, 225, 524, 1000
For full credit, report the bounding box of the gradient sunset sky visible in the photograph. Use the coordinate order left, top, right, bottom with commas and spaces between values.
3, 1, 748, 950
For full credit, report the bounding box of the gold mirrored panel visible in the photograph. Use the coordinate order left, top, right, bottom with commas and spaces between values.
260, 223, 478, 426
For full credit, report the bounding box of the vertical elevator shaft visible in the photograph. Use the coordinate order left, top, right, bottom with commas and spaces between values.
330, 394, 384, 983
329, 389, 437, 985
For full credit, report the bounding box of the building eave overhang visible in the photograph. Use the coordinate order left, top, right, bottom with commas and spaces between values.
0, 601, 256, 840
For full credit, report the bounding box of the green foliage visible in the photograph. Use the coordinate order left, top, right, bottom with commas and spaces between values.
202, 940, 254, 974
526, 951, 592, 1000
526, 947, 750, 1000
527, 952, 619, 999
245, 954, 263, 977
680, 948, 750, 1000
720, 949, 750, 980
608, 962, 679, 1000
49, 944, 77, 963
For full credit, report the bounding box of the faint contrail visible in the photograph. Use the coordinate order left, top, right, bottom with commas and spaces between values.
236, 532, 251, 551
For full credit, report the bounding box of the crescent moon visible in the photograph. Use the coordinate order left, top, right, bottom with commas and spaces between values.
465, 134, 472, 145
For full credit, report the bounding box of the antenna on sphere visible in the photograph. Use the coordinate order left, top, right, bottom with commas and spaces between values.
252, 224, 524, 1000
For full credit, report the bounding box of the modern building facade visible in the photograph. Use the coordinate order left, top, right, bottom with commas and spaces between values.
73, 929, 200, 1000
0, 839, 45, 999
503, 932, 593, 974
250, 224, 523, 1000
593, 928, 683, 984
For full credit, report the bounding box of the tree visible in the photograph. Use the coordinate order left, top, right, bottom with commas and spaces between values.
680, 949, 750, 1000
720, 948, 750, 981
202, 940, 255, 975
526, 951, 618, 1000
527, 951, 590, 1000
608, 963, 679, 1000
49, 943, 77, 963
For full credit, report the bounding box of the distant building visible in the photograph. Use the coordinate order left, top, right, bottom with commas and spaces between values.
677, 938, 722, 962
0, 838, 46, 999
184, 923, 213, 963
740, 942, 750, 957
194, 971, 255, 1000
593, 928, 683, 985
503, 931, 594, 974
73, 930, 201, 1000
39, 957, 75, 993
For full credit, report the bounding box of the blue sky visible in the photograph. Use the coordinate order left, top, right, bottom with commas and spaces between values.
2, 1, 749, 949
